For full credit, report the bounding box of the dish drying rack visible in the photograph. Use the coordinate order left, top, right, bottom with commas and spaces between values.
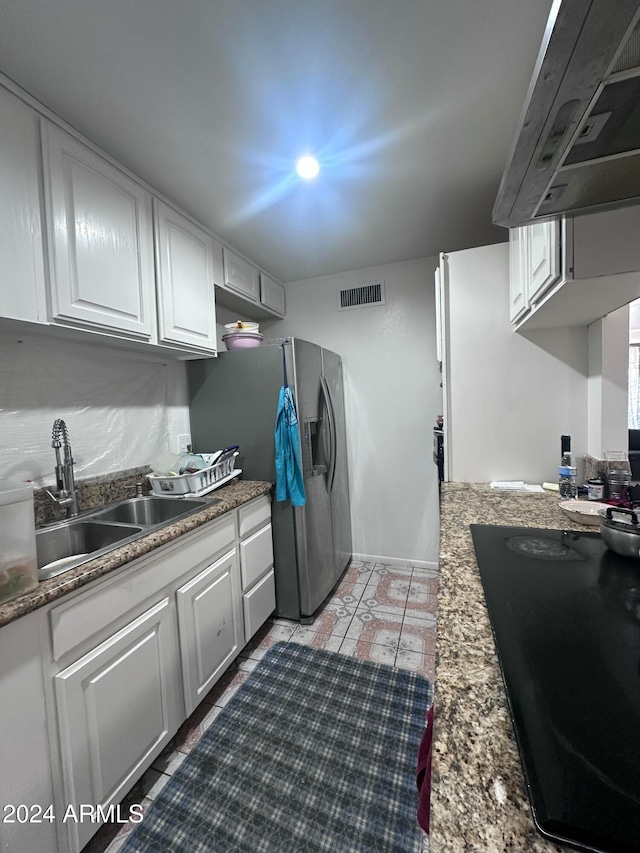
147, 452, 241, 497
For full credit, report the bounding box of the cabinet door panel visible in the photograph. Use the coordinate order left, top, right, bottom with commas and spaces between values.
240, 522, 274, 590
54, 598, 179, 851
238, 495, 271, 537
42, 122, 155, 338
223, 248, 259, 301
260, 272, 285, 316
509, 226, 529, 322
177, 549, 243, 716
154, 199, 219, 350
243, 570, 276, 643
0, 88, 46, 323
528, 219, 560, 304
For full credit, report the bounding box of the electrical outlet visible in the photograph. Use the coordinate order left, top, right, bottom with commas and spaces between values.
177, 433, 192, 453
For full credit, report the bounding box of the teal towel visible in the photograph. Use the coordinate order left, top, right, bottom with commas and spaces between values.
274, 386, 306, 506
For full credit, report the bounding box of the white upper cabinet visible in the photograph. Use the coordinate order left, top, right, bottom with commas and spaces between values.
154, 199, 221, 352
260, 272, 285, 317
222, 247, 260, 302
0, 87, 47, 323
511, 208, 640, 330
41, 121, 156, 339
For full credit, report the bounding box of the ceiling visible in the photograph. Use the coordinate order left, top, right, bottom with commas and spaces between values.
0, 0, 554, 283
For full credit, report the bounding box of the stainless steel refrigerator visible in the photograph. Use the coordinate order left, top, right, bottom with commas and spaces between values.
187, 337, 352, 621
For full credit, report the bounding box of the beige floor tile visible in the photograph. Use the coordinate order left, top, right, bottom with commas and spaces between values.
305, 602, 356, 637
345, 609, 403, 651
411, 567, 439, 579
215, 669, 251, 708
111, 797, 152, 845
139, 768, 170, 802
200, 661, 239, 705
358, 595, 407, 617
395, 648, 436, 683
403, 611, 437, 630
174, 702, 214, 753
329, 582, 367, 608
373, 562, 415, 574
339, 638, 397, 666
398, 622, 437, 657
289, 628, 344, 652
239, 621, 297, 660
151, 747, 186, 776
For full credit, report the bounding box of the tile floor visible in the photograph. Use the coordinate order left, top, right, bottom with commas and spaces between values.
82, 559, 436, 853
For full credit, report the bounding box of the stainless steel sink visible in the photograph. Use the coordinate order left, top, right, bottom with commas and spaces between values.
37, 519, 144, 580
90, 496, 210, 526
37, 495, 220, 581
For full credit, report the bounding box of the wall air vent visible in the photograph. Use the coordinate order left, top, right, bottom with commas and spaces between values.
337, 280, 385, 311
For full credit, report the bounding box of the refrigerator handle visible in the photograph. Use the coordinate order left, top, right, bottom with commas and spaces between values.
320, 374, 337, 492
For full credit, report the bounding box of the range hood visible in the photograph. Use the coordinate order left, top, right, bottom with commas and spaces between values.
493, 0, 640, 228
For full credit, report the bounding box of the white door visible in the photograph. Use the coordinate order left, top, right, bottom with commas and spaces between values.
177, 549, 243, 716
54, 598, 181, 851
0, 87, 47, 323
528, 219, 560, 304
154, 199, 221, 351
42, 122, 155, 339
223, 248, 260, 302
509, 226, 529, 322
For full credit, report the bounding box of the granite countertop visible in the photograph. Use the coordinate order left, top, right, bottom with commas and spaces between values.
431, 483, 597, 853
0, 479, 272, 629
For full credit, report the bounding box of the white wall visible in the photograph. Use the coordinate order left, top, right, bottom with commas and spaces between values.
587, 305, 629, 457
0, 330, 190, 486
444, 243, 589, 483
261, 257, 441, 567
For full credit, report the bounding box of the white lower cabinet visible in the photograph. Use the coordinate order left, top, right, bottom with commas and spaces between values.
0, 497, 274, 853
177, 548, 243, 716
54, 598, 181, 851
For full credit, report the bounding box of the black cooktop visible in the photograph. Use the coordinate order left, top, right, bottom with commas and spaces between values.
471, 525, 640, 853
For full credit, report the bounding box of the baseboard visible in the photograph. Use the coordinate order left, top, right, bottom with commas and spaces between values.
352, 553, 438, 570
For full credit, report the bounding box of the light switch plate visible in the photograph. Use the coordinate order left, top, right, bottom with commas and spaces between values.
176, 433, 192, 453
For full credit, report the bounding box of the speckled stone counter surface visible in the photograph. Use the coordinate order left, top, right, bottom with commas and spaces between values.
0, 479, 272, 629
431, 483, 596, 853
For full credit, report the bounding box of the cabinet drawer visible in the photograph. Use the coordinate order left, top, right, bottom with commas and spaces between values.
238, 495, 271, 537
50, 515, 235, 661
243, 570, 276, 643
240, 523, 274, 591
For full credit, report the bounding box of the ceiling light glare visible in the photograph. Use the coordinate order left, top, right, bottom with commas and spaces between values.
296, 155, 320, 180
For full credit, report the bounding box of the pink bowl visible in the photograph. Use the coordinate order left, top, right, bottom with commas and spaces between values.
223, 331, 263, 350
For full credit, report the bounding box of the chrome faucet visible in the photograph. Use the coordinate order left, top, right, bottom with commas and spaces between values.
45, 419, 80, 517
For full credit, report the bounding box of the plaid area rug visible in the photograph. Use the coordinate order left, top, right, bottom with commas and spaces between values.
121, 642, 432, 853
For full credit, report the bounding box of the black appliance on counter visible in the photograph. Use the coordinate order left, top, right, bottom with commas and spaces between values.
471, 524, 640, 853
433, 427, 444, 487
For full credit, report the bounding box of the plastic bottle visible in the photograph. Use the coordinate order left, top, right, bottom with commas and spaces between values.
558, 435, 577, 499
